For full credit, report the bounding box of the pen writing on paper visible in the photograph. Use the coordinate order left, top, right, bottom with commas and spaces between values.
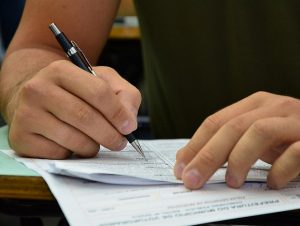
48, 22, 146, 160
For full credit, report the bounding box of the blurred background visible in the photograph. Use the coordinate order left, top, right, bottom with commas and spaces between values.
0, 0, 25, 126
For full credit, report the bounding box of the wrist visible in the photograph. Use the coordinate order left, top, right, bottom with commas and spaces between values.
0, 79, 24, 125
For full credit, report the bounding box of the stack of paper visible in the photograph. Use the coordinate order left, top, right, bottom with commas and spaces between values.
46, 139, 280, 185
2, 139, 300, 226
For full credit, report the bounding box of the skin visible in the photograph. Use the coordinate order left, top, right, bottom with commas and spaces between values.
0, 1, 298, 189
0, 0, 142, 159
175, 92, 300, 190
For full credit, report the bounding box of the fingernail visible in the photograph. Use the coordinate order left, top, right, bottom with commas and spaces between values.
174, 162, 186, 179
184, 169, 202, 187
226, 171, 240, 188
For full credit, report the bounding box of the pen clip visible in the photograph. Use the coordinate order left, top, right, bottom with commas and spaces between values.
71, 41, 97, 76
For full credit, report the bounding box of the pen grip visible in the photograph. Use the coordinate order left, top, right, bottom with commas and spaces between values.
54, 32, 92, 74
125, 134, 135, 143
69, 53, 92, 73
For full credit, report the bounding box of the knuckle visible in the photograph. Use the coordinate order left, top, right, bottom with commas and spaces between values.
100, 66, 118, 75
75, 106, 94, 124
251, 91, 269, 100
94, 82, 110, 101
277, 97, 300, 112
224, 118, 246, 135
198, 150, 219, 166
250, 120, 273, 140
15, 105, 32, 121
21, 79, 44, 100
132, 88, 142, 105
12, 105, 37, 130
249, 91, 271, 106
201, 115, 223, 133
111, 105, 127, 123
185, 141, 200, 156
47, 60, 69, 74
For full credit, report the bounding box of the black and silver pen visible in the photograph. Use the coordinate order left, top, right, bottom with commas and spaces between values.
49, 23, 146, 160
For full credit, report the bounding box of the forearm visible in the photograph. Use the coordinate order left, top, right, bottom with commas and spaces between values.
0, 0, 143, 158
0, 0, 120, 124
0, 46, 65, 124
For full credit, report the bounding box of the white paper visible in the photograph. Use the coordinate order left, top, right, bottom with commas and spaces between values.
38, 139, 290, 185
2, 148, 300, 226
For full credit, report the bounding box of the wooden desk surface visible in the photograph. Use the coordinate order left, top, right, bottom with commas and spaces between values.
110, 16, 140, 39
0, 126, 53, 200
110, 26, 140, 39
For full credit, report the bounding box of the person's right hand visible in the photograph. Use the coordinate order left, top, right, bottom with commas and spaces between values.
7, 60, 141, 159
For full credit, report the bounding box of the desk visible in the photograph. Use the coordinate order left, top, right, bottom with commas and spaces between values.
0, 126, 64, 226
110, 26, 140, 39
0, 126, 53, 200
109, 16, 140, 40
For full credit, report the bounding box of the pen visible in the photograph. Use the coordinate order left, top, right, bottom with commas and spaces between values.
49, 23, 146, 160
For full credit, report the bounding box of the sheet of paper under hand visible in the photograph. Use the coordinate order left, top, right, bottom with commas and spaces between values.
46, 139, 293, 185
3, 147, 300, 226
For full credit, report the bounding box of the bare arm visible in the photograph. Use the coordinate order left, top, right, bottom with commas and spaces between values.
1, 0, 120, 122
0, 0, 141, 159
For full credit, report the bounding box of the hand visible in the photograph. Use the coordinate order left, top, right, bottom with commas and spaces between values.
7, 60, 141, 159
174, 91, 300, 189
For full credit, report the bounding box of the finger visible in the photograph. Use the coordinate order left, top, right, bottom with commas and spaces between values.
28, 109, 99, 157
226, 117, 300, 188
117, 89, 141, 117
46, 61, 137, 135
43, 85, 128, 151
94, 66, 128, 88
9, 129, 71, 159
180, 115, 251, 188
267, 141, 300, 189
8, 101, 72, 159
174, 124, 218, 179
174, 92, 273, 178
95, 66, 141, 118
180, 104, 300, 189
9, 103, 97, 158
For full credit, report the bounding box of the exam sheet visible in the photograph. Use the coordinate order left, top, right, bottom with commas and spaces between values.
38, 139, 293, 185
2, 148, 300, 226
2, 140, 300, 226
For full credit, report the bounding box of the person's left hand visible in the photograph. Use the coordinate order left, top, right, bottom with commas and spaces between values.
174, 91, 300, 190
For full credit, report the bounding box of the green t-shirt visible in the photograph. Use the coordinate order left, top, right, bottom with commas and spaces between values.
134, 0, 300, 138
